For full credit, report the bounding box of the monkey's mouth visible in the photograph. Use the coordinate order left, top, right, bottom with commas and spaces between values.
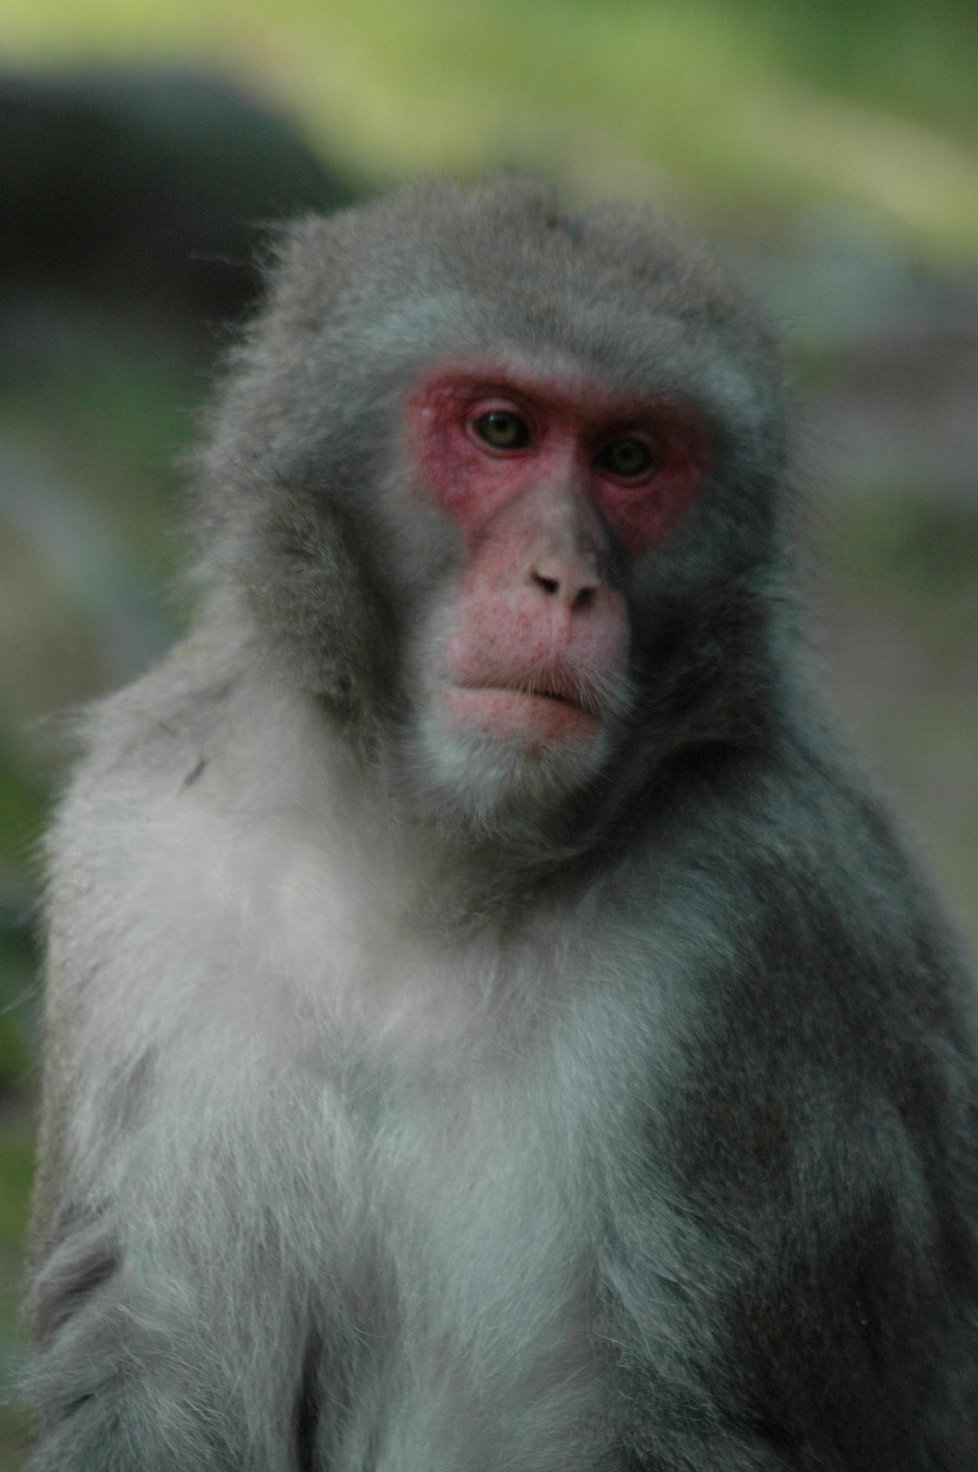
441, 679, 600, 748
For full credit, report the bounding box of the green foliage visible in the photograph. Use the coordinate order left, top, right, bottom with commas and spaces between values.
3, 0, 977, 257
0, 1127, 33, 1253
838, 497, 978, 593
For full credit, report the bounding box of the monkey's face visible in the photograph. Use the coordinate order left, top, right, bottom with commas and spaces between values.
199, 182, 788, 841
394, 357, 706, 830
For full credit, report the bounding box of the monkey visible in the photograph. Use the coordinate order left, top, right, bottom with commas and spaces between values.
21, 176, 978, 1471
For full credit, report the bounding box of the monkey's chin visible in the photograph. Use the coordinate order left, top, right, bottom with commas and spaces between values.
405, 691, 606, 837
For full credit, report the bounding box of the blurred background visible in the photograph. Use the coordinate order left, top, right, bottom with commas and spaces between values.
0, 1, 976, 1462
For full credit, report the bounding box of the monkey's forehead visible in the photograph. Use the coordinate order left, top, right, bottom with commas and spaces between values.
360, 295, 761, 428
274, 177, 777, 372
296, 280, 775, 458
229, 178, 786, 460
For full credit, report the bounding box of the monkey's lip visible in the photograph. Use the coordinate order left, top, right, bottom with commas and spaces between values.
441, 681, 600, 747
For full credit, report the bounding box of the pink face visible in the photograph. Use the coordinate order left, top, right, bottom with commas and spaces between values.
406, 362, 705, 757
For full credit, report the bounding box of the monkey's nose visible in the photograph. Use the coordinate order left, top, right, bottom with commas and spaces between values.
530, 565, 599, 612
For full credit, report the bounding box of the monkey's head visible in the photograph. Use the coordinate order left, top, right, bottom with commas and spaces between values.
194, 178, 791, 845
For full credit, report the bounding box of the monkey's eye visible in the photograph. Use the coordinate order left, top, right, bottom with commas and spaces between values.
471, 410, 531, 451
594, 437, 657, 480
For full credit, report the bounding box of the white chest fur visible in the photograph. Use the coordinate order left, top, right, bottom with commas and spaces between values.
72, 769, 622, 1469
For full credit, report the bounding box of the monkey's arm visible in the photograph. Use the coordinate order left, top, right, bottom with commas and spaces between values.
24, 991, 310, 1472
22, 686, 316, 1472
604, 761, 978, 1470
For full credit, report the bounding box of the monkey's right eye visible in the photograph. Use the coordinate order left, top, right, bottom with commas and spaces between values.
471, 410, 531, 451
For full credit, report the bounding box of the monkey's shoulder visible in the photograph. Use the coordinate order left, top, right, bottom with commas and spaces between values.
54, 628, 342, 819
66, 637, 241, 792
47, 644, 313, 939
44, 644, 407, 1021
642, 735, 976, 1015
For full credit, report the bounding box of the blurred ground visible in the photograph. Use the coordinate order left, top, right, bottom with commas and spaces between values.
0, 7, 976, 1464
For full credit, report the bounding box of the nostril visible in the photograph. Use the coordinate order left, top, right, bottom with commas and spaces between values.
535, 573, 560, 596
531, 566, 601, 609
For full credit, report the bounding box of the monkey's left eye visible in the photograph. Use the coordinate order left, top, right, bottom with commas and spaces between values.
471, 410, 531, 451
594, 437, 657, 480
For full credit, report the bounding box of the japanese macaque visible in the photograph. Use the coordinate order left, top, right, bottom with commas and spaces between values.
24, 178, 978, 1471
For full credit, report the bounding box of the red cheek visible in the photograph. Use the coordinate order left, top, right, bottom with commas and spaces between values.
424, 454, 513, 549
597, 462, 702, 555
594, 422, 705, 555
408, 386, 531, 543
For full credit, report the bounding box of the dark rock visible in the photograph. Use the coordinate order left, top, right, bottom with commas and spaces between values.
0, 66, 358, 336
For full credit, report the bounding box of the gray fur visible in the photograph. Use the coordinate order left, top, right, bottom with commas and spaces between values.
24, 178, 978, 1470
